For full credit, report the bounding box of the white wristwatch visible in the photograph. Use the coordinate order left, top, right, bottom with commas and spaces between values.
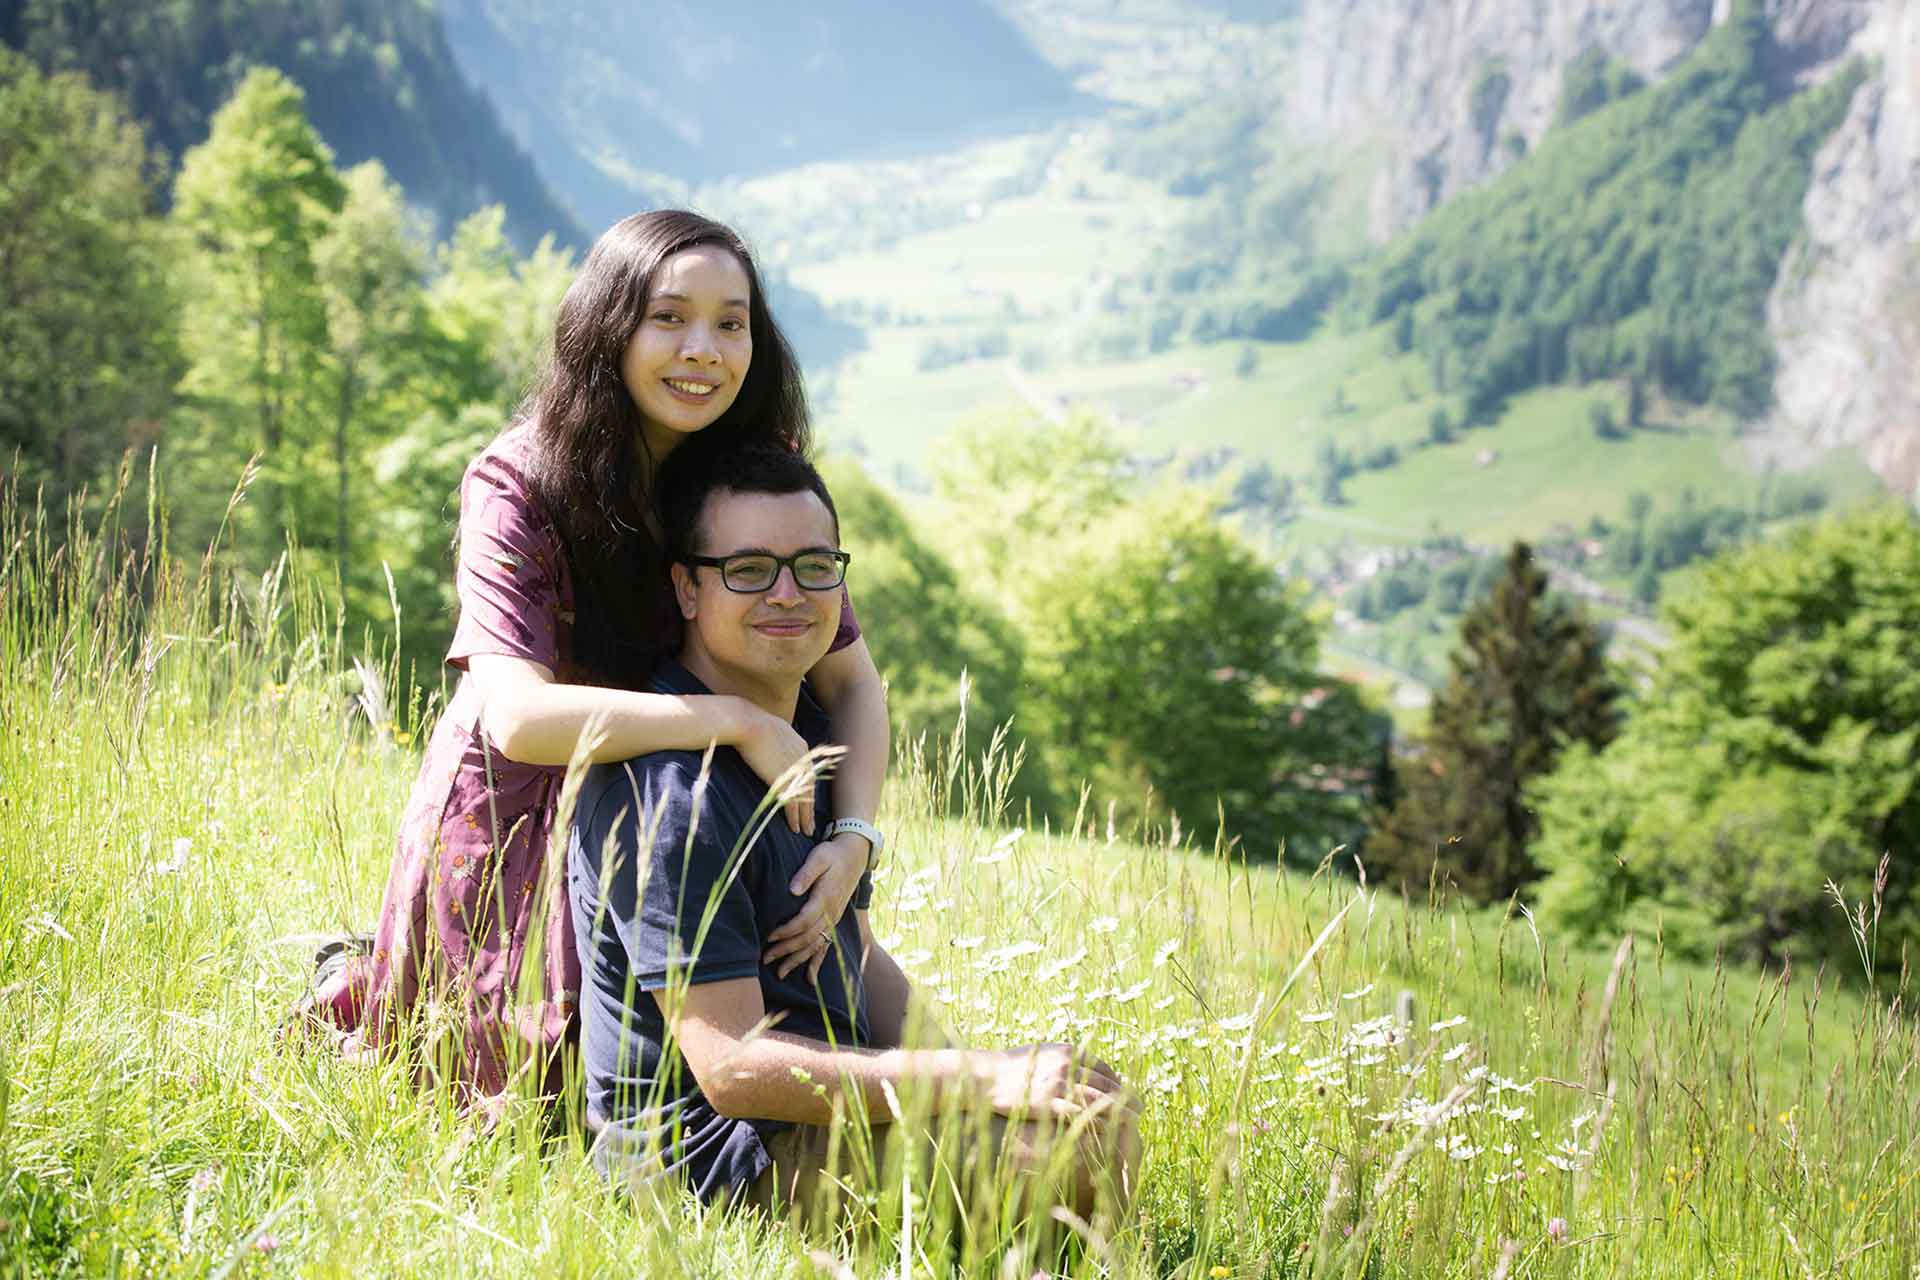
825, 817, 884, 861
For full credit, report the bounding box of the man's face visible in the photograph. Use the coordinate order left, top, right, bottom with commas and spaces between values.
671, 488, 842, 691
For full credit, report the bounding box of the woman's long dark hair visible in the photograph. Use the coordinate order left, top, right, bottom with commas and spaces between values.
520, 210, 810, 686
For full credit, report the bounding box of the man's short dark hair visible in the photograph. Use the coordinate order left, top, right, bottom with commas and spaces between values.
659, 441, 839, 563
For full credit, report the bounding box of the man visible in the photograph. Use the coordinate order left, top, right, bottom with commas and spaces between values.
567, 445, 1136, 1227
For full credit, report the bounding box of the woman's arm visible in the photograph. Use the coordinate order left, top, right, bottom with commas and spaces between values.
806, 636, 890, 828
762, 637, 892, 979
467, 652, 818, 832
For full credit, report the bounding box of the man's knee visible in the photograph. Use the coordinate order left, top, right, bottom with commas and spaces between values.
999, 1101, 1139, 1221
747, 1093, 1139, 1230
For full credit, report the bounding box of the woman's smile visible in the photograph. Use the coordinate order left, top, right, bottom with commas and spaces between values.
664, 377, 719, 401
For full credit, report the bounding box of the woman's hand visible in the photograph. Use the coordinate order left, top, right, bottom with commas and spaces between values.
734, 709, 816, 835
763, 833, 871, 981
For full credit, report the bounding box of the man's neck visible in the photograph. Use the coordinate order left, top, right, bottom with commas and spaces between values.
678, 644, 801, 725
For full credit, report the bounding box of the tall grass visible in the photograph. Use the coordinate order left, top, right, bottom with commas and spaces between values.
2, 473, 1916, 1277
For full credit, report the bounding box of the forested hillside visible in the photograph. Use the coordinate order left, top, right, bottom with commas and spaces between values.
0, 0, 583, 249
1043, 2, 1858, 424
1355, 9, 1863, 422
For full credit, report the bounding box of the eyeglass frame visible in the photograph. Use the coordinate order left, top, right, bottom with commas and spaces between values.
679, 548, 852, 594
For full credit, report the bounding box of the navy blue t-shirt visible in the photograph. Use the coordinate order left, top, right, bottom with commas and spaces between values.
567, 661, 873, 1202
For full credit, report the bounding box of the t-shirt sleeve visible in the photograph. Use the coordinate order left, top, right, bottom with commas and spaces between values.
594, 762, 762, 992
447, 448, 566, 672
829, 586, 861, 654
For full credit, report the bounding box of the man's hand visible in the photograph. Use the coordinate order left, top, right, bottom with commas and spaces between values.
984, 1044, 1136, 1125
763, 833, 869, 981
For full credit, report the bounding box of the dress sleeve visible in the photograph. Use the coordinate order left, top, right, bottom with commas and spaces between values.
829, 586, 861, 654
447, 447, 566, 672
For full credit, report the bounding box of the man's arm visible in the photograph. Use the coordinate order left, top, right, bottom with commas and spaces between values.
655, 976, 1125, 1127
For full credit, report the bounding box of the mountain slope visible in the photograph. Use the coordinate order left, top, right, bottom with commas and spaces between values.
1766, 1, 1920, 498
1278, 0, 1914, 495
441, 0, 1088, 230
0, 0, 585, 250
1285, 0, 1875, 241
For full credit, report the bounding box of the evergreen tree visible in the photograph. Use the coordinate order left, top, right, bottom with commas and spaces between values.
3, 0, 582, 248
1368, 542, 1618, 901
1588, 400, 1622, 440
1357, 0, 1864, 419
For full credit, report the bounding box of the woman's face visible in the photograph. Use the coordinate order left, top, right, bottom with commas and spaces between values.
621, 245, 754, 459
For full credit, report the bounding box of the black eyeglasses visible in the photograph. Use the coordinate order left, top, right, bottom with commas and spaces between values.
682, 550, 851, 593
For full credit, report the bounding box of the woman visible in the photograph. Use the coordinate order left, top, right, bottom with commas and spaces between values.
305, 211, 888, 1106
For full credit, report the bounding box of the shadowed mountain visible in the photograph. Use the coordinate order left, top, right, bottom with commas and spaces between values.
442, 0, 1091, 230
0, 0, 585, 251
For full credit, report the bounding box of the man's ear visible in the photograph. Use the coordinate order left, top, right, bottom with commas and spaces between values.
670, 561, 699, 622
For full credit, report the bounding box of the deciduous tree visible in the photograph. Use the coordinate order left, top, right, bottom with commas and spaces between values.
0, 49, 178, 505
929, 413, 1128, 609
315, 160, 431, 598
1532, 507, 1920, 967
171, 67, 344, 555
1023, 490, 1372, 856
927, 413, 1379, 853
820, 459, 1044, 811
425, 205, 574, 412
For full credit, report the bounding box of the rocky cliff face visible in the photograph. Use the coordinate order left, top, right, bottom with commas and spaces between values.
1288, 0, 1713, 239
1287, 0, 1915, 494
1766, 3, 1920, 499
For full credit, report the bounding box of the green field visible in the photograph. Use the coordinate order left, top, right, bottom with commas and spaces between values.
4, 451, 1916, 1279
814, 312, 1881, 550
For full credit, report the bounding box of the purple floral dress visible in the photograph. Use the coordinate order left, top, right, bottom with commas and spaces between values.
309, 425, 859, 1104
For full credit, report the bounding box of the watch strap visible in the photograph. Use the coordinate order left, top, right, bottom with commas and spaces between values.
826, 816, 884, 861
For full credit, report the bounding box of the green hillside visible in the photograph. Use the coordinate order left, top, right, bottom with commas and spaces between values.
1357, 5, 1865, 422
3, 486, 1915, 1276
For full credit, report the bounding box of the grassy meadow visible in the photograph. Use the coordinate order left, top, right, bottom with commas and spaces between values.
817, 312, 1880, 545
4, 486, 1918, 1279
